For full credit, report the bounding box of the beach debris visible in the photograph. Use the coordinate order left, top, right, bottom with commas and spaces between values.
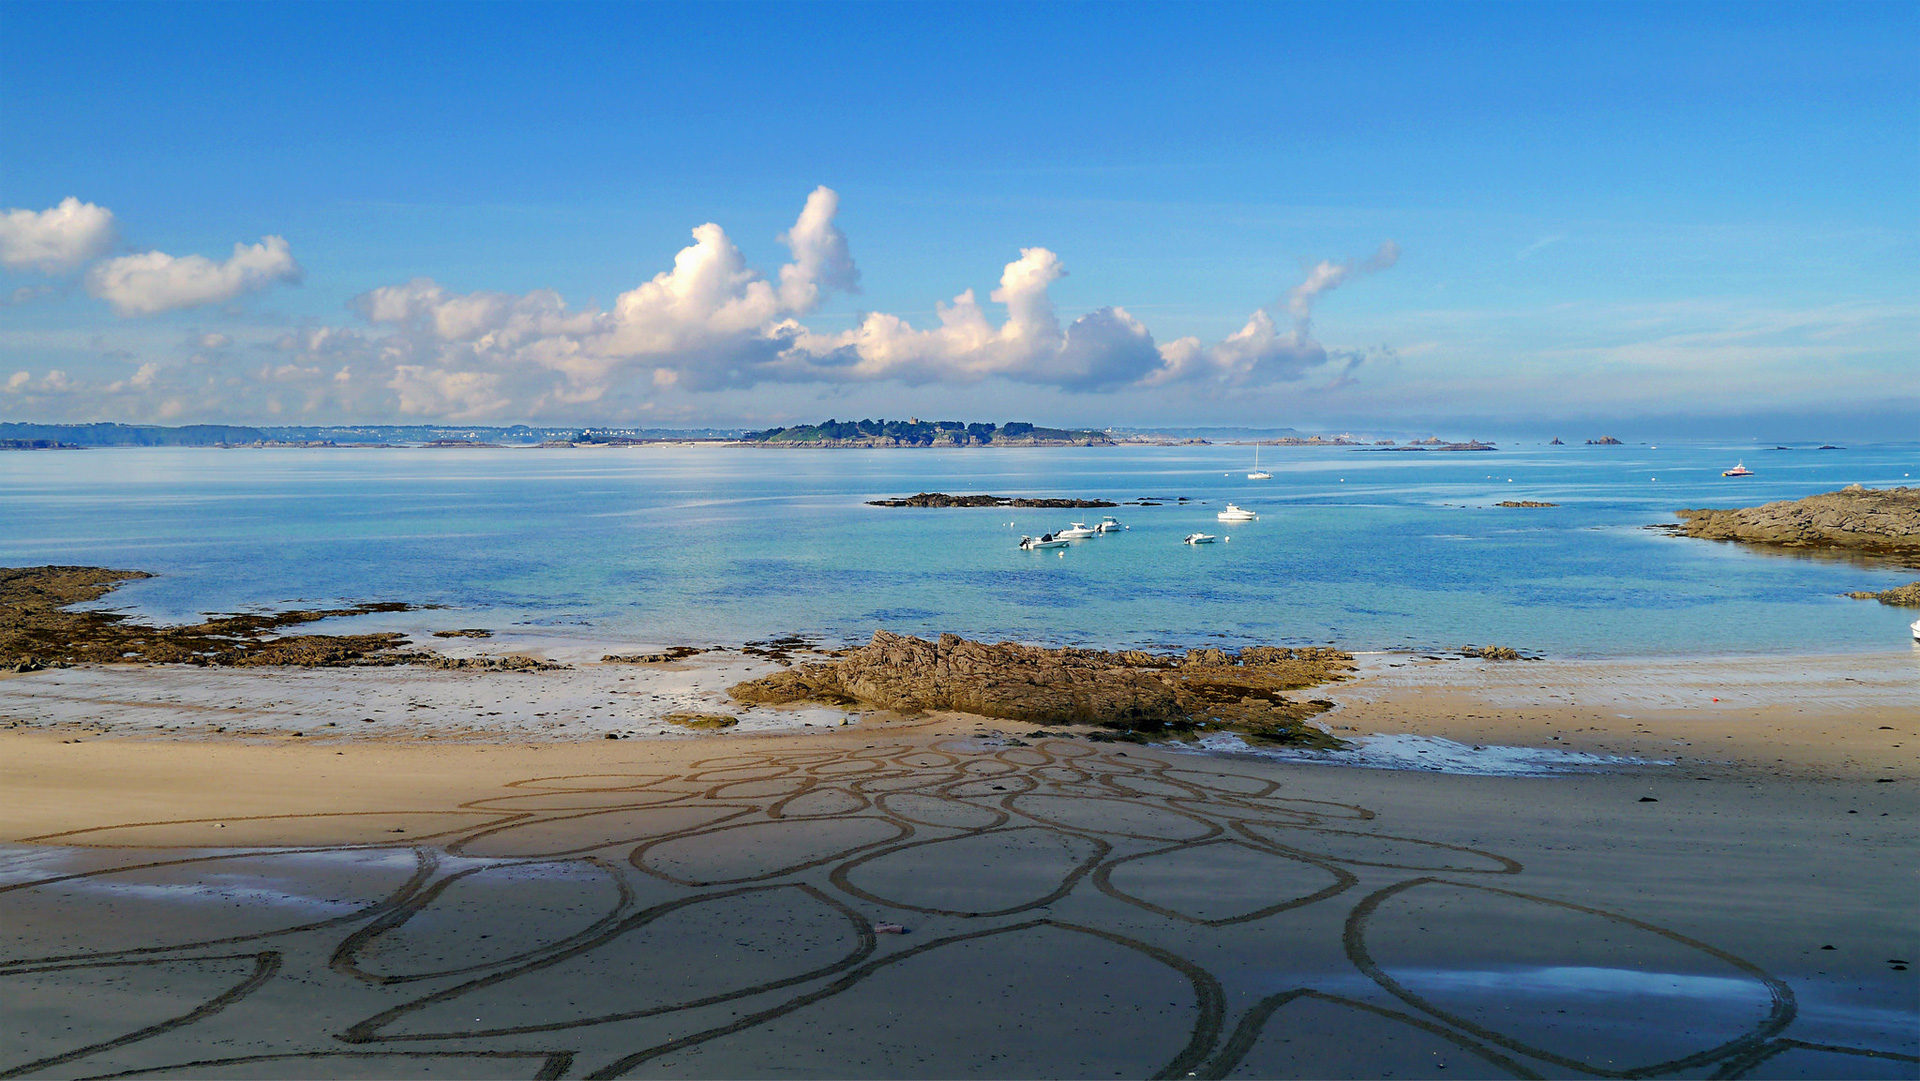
872, 923, 910, 934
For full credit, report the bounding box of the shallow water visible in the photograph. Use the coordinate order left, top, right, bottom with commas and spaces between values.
1, 440, 1914, 657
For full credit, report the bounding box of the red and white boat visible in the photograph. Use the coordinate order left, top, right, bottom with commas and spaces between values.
1721, 462, 1754, 477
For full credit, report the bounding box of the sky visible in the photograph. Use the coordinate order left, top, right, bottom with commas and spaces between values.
1, 1, 1914, 437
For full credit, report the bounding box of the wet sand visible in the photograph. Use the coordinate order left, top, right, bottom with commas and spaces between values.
1322, 651, 1920, 780
0, 658, 1915, 1079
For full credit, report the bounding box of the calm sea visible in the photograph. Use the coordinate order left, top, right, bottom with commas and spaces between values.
2, 441, 1915, 659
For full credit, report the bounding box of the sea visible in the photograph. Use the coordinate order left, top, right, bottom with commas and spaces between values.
2, 440, 1916, 660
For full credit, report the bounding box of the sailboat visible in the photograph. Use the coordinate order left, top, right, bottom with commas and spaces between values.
1247, 444, 1271, 480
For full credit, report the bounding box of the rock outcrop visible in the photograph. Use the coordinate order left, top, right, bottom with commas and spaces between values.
1845, 581, 1920, 606
867, 493, 1119, 508
1495, 500, 1558, 508
1, 565, 565, 670
1459, 645, 1530, 661
729, 630, 1352, 746
1673, 486, 1920, 567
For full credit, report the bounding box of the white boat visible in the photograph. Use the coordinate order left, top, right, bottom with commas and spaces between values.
1183, 532, 1217, 544
1094, 515, 1124, 532
1019, 534, 1069, 550
1247, 444, 1271, 480
1722, 462, 1754, 477
1216, 503, 1258, 522
1056, 522, 1099, 540
1912, 617, 1920, 641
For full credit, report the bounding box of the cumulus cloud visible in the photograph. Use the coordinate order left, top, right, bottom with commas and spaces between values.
86, 235, 303, 316
777, 186, 859, 310
0, 197, 117, 273
9, 189, 1402, 422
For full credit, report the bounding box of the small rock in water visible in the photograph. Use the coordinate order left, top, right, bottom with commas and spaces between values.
1637, 796, 1658, 802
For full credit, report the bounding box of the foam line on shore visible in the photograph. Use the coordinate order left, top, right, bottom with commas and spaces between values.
1182, 732, 1669, 776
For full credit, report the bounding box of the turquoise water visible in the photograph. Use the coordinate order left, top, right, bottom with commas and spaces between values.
1, 442, 1915, 657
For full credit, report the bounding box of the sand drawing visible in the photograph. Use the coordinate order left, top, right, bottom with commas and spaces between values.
1, 738, 1912, 1079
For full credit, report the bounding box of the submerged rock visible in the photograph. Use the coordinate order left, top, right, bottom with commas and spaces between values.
729, 630, 1351, 747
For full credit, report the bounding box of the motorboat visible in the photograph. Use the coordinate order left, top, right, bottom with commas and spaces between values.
1056, 522, 1099, 540
1183, 532, 1217, 544
1094, 515, 1124, 532
1216, 503, 1258, 522
1722, 462, 1754, 477
1912, 617, 1920, 642
1019, 534, 1070, 550
1247, 444, 1271, 480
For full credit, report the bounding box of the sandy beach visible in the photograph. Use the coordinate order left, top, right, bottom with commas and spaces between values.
1, 651, 1915, 1080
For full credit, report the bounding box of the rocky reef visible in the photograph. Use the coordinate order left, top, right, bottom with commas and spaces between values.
1672, 486, 1920, 568
867, 493, 1120, 508
728, 630, 1352, 746
1, 566, 563, 671
1459, 645, 1532, 660
1845, 581, 1920, 606
1495, 500, 1558, 508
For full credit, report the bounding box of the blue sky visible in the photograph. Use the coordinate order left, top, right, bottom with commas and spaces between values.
2, 1, 1913, 435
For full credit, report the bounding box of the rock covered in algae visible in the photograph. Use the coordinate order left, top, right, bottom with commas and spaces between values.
729, 630, 1351, 747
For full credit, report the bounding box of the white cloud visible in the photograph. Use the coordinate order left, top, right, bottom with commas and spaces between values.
323, 193, 1398, 409
777, 186, 859, 310
0, 197, 117, 273
4, 190, 1409, 422
86, 236, 303, 316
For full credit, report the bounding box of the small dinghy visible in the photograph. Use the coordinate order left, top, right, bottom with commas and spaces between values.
1216, 503, 1258, 522
1019, 534, 1070, 550
1183, 532, 1217, 545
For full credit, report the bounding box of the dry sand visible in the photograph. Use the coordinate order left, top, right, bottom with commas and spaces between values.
0, 655, 1915, 1079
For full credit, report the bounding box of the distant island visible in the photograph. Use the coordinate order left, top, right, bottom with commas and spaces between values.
744, 419, 1113, 447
